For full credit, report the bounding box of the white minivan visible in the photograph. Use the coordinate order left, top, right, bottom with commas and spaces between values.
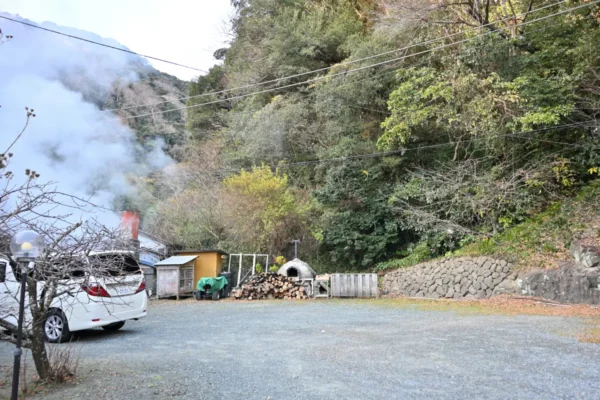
0, 251, 147, 343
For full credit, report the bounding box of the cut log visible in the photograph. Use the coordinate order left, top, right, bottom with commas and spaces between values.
232, 272, 309, 301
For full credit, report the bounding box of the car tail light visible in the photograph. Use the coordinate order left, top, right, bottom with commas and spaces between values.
81, 283, 111, 298
135, 280, 146, 294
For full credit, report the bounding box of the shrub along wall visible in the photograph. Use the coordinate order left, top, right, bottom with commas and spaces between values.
381, 256, 513, 299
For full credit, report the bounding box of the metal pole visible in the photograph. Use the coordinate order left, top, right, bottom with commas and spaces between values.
252, 254, 256, 275
292, 240, 300, 259
11, 262, 30, 400
266, 255, 270, 273
228, 255, 231, 273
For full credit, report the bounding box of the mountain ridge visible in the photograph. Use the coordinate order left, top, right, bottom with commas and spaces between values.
0, 11, 190, 155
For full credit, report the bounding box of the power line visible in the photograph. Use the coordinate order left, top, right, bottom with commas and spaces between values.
121, 1, 600, 121
0, 15, 207, 73
123, 62, 402, 122
121, 8, 597, 144
228, 121, 595, 172
71, 121, 597, 216
182, 10, 592, 126
106, 0, 568, 112
188, 66, 401, 121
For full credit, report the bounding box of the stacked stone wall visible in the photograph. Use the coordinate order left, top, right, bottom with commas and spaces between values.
382, 256, 513, 299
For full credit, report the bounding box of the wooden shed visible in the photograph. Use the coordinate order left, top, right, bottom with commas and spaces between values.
175, 250, 228, 282
139, 260, 157, 297
155, 255, 197, 300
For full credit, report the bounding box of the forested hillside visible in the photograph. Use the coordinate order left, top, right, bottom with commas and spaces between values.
142, 0, 600, 272
107, 72, 189, 156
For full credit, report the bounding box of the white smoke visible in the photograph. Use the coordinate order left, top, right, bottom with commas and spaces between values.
0, 13, 173, 226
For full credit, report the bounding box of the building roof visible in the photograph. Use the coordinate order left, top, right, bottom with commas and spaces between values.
176, 249, 229, 256
139, 259, 155, 267
154, 255, 197, 266
138, 230, 166, 243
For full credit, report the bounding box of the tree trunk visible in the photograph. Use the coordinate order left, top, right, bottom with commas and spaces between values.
27, 278, 50, 380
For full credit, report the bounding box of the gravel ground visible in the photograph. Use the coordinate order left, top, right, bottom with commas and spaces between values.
0, 299, 599, 400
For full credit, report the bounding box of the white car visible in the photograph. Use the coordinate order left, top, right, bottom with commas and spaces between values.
0, 251, 147, 343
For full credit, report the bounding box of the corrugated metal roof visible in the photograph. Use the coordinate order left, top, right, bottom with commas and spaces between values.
154, 255, 197, 266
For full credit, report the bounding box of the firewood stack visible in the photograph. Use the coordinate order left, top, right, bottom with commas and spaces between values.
232, 273, 308, 300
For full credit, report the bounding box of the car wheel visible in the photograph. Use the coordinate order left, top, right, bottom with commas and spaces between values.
44, 310, 72, 343
211, 291, 221, 300
102, 321, 126, 331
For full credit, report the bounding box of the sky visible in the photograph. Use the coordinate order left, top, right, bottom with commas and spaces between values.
0, 0, 234, 81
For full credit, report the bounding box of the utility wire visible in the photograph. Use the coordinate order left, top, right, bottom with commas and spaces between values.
226, 121, 595, 172
119, 63, 403, 124
77, 121, 597, 216
188, 66, 401, 121
106, 0, 569, 112
121, 1, 600, 120
129, 13, 598, 143
185, 10, 577, 124
0, 15, 207, 73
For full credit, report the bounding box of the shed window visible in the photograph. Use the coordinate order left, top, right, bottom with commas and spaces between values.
179, 267, 194, 292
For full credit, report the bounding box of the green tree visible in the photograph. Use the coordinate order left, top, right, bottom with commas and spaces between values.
314, 162, 402, 268
223, 165, 311, 254
146, 0, 600, 271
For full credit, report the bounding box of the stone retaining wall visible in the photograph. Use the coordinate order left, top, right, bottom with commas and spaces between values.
382, 256, 513, 299
519, 262, 600, 304
382, 234, 600, 304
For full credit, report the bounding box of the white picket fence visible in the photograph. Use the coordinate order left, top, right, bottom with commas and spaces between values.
330, 273, 378, 298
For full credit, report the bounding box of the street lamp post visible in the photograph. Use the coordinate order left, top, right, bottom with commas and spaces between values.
9, 230, 45, 400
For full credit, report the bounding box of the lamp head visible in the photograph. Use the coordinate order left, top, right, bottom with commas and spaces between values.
10, 230, 45, 260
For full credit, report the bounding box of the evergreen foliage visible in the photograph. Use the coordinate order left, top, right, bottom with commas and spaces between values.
144, 0, 600, 271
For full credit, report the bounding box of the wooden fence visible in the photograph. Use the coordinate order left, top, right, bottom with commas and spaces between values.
330, 273, 378, 298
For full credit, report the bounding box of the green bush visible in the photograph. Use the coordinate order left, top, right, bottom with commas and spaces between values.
375, 242, 432, 272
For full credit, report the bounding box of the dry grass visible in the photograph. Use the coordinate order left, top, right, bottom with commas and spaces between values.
355, 295, 600, 344
46, 343, 80, 383
578, 320, 600, 344
368, 295, 600, 317
0, 352, 45, 399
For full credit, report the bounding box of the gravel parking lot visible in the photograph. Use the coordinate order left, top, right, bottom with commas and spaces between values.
1, 299, 599, 400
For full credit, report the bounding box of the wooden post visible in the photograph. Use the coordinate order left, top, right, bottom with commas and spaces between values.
358, 274, 363, 298
176, 268, 180, 301
237, 254, 242, 287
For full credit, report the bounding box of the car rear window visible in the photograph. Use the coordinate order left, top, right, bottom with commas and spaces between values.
88, 254, 141, 277
43, 256, 87, 281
